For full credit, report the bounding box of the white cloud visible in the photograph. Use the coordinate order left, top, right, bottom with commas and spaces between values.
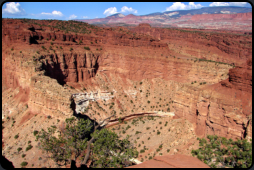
41, 10, 63, 17
103, 7, 118, 16
83, 16, 88, 18
2, 2, 26, 15
209, 2, 248, 7
121, 6, 137, 14
166, 2, 203, 11
69, 14, 77, 19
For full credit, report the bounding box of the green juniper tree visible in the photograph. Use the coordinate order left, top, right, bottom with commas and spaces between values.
192, 135, 252, 168
36, 116, 138, 168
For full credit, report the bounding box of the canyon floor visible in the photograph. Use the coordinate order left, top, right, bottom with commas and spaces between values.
2, 18, 252, 168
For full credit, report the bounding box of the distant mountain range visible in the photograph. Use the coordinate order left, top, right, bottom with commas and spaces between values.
75, 6, 252, 31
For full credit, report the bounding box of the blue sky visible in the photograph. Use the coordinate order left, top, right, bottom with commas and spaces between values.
2, 2, 252, 20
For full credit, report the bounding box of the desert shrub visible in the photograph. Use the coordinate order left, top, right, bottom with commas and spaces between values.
140, 149, 145, 153
167, 149, 170, 153
70, 47, 73, 51
157, 131, 161, 135
135, 131, 141, 135
22, 154, 26, 158
14, 134, 19, 139
84, 46, 90, 50
33, 130, 39, 136
17, 147, 22, 152
60, 46, 63, 49
26, 144, 33, 151
20, 162, 28, 167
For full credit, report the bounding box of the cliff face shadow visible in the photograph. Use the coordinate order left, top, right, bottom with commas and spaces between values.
1, 155, 15, 169
41, 56, 66, 85
30, 36, 39, 44
71, 98, 100, 137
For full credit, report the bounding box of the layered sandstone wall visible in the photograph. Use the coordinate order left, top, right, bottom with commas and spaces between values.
132, 24, 252, 65
37, 52, 99, 84
172, 63, 252, 140
98, 51, 232, 84
28, 75, 74, 119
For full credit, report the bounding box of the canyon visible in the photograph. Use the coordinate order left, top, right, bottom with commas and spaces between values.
2, 18, 252, 168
